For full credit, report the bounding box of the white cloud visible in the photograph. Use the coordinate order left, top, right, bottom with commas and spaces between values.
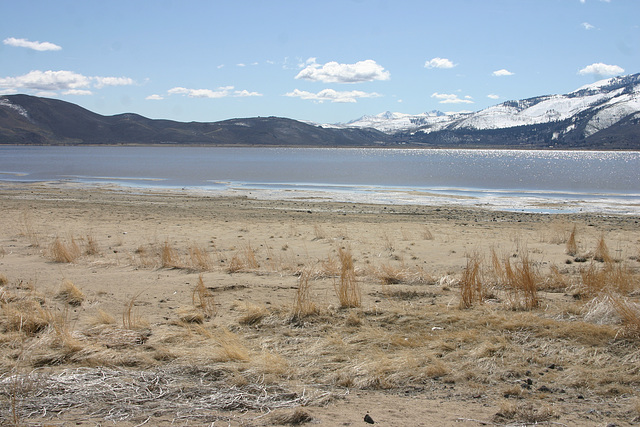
63, 89, 92, 96
431, 92, 474, 104
93, 76, 135, 88
234, 89, 262, 97
578, 62, 624, 76
582, 22, 595, 30
146, 94, 164, 100
168, 86, 261, 99
0, 70, 136, 94
3, 37, 62, 51
487, 94, 500, 99
0, 70, 91, 91
285, 88, 381, 103
295, 59, 390, 83
237, 63, 246, 67
424, 57, 455, 69
492, 69, 514, 77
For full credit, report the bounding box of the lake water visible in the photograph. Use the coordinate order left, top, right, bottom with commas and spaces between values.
1, 146, 639, 214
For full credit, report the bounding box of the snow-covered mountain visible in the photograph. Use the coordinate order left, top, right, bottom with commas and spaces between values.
333, 73, 640, 149
330, 110, 452, 133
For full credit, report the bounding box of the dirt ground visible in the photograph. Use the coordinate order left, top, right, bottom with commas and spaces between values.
1, 181, 639, 426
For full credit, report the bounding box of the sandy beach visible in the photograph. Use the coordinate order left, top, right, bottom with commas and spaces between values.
1, 181, 639, 426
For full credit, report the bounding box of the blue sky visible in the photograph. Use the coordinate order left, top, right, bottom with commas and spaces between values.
1, 0, 638, 124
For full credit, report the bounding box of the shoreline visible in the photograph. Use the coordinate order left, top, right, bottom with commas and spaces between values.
1, 182, 639, 426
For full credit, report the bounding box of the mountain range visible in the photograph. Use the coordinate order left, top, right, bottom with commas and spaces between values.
1, 73, 639, 149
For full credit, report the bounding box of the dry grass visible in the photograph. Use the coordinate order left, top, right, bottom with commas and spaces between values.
566, 225, 578, 256
122, 293, 147, 330
160, 240, 182, 268
459, 252, 483, 308
192, 275, 216, 319
292, 268, 318, 320
504, 254, 539, 310
578, 260, 635, 297
188, 244, 212, 271
334, 247, 360, 308
56, 279, 85, 306
594, 234, 612, 263
83, 233, 100, 256
49, 235, 81, 263
239, 303, 269, 325
21, 210, 40, 247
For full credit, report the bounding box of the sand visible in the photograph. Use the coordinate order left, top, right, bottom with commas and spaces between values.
1, 181, 639, 426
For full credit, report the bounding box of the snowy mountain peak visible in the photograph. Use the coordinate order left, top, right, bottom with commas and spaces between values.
335, 73, 640, 143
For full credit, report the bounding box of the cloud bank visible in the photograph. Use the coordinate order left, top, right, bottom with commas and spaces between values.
578, 62, 624, 76
3, 37, 62, 51
0, 70, 135, 94
285, 88, 381, 103
492, 69, 514, 77
295, 59, 390, 83
424, 57, 455, 69
167, 86, 262, 99
431, 92, 474, 104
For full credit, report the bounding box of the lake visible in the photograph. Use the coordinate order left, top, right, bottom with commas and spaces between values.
1, 146, 639, 214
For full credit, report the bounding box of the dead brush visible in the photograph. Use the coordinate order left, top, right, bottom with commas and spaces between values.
578, 260, 635, 297
160, 240, 182, 268
21, 210, 40, 247
188, 244, 212, 271
83, 233, 100, 256
215, 328, 249, 362
239, 303, 269, 325
49, 235, 81, 263
459, 252, 483, 309
122, 293, 147, 330
503, 254, 539, 310
594, 234, 612, 263
56, 279, 85, 306
566, 225, 578, 256
334, 247, 361, 308
292, 268, 318, 320
192, 275, 215, 319
610, 297, 640, 338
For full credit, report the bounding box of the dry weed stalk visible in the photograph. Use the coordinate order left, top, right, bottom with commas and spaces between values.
215, 328, 249, 361
49, 235, 81, 263
161, 240, 181, 268
503, 254, 539, 310
243, 243, 260, 270
192, 275, 215, 319
293, 268, 317, 319
421, 226, 434, 240
56, 279, 85, 306
188, 244, 212, 271
611, 297, 640, 338
594, 234, 612, 263
239, 303, 269, 325
122, 293, 146, 330
335, 247, 361, 308
579, 260, 634, 297
21, 210, 39, 247
566, 225, 578, 256
84, 233, 100, 256
459, 253, 483, 309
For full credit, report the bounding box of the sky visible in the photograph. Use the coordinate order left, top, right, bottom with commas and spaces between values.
1, 0, 638, 124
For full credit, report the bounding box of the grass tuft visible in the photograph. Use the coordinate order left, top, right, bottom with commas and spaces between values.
56, 279, 85, 306
192, 275, 216, 319
49, 235, 81, 263
566, 225, 578, 256
293, 268, 318, 320
459, 252, 483, 309
334, 247, 361, 308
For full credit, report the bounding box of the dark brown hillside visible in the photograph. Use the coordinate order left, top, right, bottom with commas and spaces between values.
0, 94, 392, 146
